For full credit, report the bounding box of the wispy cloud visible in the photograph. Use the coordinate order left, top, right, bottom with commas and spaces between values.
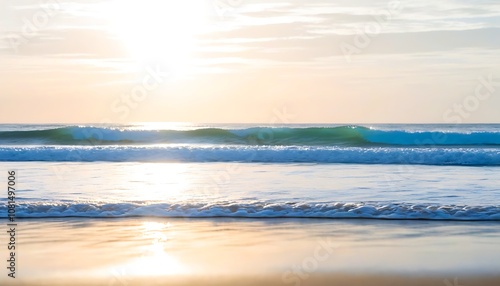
1, 0, 499, 123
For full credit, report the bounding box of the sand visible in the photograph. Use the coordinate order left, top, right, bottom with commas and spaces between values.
1, 217, 499, 285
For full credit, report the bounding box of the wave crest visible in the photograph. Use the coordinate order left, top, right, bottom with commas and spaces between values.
1, 145, 499, 165
1, 125, 500, 146
2, 201, 499, 220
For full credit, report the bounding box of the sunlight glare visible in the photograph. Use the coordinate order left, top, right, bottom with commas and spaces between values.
113, 221, 188, 276
107, 0, 209, 73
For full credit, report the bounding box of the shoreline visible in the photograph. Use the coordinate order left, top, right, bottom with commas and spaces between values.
1, 217, 499, 284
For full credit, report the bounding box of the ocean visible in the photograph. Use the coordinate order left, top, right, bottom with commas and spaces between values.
1, 123, 500, 285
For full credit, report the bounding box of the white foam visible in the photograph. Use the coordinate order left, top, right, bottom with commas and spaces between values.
2, 201, 499, 220
0, 145, 499, 166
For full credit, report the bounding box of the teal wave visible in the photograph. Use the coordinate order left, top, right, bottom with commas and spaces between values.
0, 125, 499, 147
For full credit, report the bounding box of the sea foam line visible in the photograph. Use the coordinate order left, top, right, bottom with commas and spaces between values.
0, 145, 499, 166
1, 201, 499, 221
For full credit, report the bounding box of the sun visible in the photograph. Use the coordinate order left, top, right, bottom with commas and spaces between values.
106, 0, 209, 73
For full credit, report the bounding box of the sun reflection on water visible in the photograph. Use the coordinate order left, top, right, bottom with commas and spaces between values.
110, 221, 188, 278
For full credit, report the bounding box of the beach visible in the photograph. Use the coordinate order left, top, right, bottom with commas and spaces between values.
2, 0, 500, 283
2, 217, 500, 285
0, 124, 499, 285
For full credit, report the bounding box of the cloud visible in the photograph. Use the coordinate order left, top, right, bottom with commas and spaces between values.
3, 27, 128, 58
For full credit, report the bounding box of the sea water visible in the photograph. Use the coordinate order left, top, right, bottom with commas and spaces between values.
1, 123, 499, 220
0, 124, 500, 281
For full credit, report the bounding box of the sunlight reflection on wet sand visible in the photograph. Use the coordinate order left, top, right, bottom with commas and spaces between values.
5, 217, 500, 285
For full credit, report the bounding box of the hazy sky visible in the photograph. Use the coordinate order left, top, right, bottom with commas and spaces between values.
1, 0, 499, 123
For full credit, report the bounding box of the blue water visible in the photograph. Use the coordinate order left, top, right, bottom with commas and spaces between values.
1, 124, 499, 220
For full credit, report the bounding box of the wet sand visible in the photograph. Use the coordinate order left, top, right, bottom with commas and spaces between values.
1, 217, 499, 285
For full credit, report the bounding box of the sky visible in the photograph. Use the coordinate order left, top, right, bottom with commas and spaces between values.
0, 0, 499, 124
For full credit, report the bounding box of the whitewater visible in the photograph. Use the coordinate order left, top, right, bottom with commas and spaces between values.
1, 124, 499, 221
1, 124, 499, 165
